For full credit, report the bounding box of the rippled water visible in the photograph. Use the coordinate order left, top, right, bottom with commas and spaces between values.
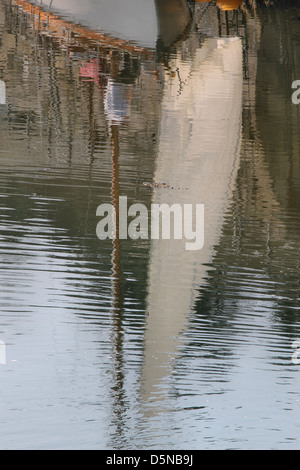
1, 0, 300, 450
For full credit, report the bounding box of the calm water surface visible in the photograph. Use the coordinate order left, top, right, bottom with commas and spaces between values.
1, 0, 300, 449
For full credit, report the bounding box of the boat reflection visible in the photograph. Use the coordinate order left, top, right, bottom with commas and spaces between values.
195, 0, 243, 10
23, 0, 192, 50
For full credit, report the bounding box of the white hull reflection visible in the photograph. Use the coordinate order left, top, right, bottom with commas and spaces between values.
25, 0, 191, 50
0, 80, 7, 115
141, 37, 243, 408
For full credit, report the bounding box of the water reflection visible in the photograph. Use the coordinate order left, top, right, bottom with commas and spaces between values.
0, 79, 5, 104
0, 0, 300, 450
141, 35, 243, 408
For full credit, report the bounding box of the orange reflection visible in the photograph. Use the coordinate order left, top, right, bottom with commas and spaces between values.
217, 0, 242, 10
